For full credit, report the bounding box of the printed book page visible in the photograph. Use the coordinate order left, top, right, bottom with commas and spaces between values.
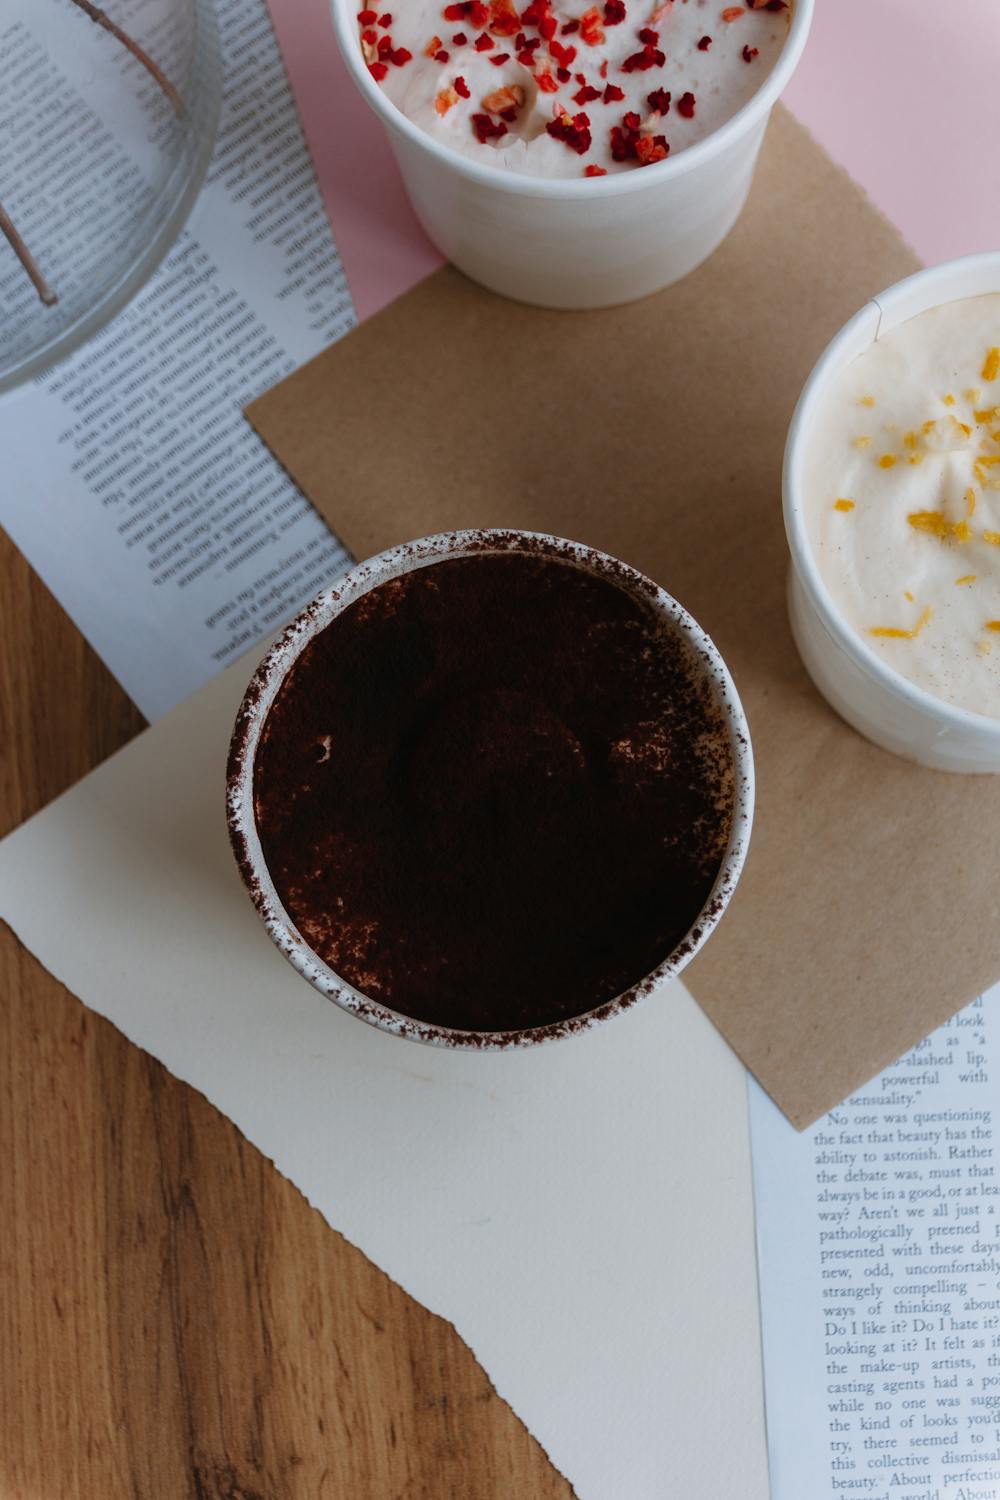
752, 986, 1000, 1500
0, 0, 351, 720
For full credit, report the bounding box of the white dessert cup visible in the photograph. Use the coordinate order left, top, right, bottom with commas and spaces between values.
227, 529, 754, 1048
330, 0, 813, 309
784, 251, 1000, 774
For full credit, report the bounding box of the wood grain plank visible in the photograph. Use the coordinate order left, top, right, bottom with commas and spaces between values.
0, 530, 147, 839
0, 527, 575, 1498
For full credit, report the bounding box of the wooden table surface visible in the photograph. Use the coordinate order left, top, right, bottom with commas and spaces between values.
0, 528, 575, 1499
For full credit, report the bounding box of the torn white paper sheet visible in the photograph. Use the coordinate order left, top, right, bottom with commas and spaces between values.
0, 0, 351, 722
752, 989, 1000, 1500
0, 645, 768, 1500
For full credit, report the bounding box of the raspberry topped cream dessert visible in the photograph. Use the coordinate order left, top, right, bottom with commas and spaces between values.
806, 295, 1000, 717
357, 0, 791, 178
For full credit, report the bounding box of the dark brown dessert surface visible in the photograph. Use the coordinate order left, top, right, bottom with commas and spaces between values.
252, 552, 733, 1033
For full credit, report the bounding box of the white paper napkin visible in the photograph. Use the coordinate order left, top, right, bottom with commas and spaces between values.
0, 653, 767, 1499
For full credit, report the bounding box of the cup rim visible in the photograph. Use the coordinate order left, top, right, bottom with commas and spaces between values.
227, 529, 755, 1050
329, 0, 814, 200
783, 250, 1000, 741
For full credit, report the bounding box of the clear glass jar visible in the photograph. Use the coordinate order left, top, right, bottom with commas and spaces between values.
0, 0, 221, 393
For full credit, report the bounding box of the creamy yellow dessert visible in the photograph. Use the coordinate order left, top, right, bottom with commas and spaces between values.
806, 294, 1000, 717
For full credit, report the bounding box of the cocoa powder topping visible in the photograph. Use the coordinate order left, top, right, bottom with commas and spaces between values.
252, 553, 733, 1033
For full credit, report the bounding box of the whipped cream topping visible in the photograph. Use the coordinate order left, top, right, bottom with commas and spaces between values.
358, 0, 790, 178
806, 293, 1000, 718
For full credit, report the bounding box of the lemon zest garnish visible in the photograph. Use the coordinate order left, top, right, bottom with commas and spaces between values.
922, 419, 937, 436
978, 455, 1000, 466
966, 488, 977, 517
870, 606, 932, 641
907, 510, 972, 543
958, 420, 973, 437
908, 454, 924, 465
966, 388, 982, 404
903, 431, 919, 450
904, 590, 914, 601
974, 408, 1000, 424
833, 498, 855, 512
986, 621, 1000, 633
983, 347, 1000, 382
983, 530, 1000, 547
956, 575, 977, 586
854, 435, 872, 450
860, 395, 876, 408
878, 454, 898, 469
943, 394, 956, 407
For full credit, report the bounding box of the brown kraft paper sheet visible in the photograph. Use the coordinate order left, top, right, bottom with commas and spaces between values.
247, 107, 1000, 1130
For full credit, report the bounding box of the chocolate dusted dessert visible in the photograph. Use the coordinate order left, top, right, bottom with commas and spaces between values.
250, 549, 735, 1034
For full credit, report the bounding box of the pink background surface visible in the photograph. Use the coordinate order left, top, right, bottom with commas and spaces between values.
267, 0, 1000, 320
782, 0, 1000, 266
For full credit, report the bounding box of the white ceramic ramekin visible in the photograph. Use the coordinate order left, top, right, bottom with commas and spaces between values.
784, 252, 1000, 774
227, 530, 754, 1048
330, 0, 813, 309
